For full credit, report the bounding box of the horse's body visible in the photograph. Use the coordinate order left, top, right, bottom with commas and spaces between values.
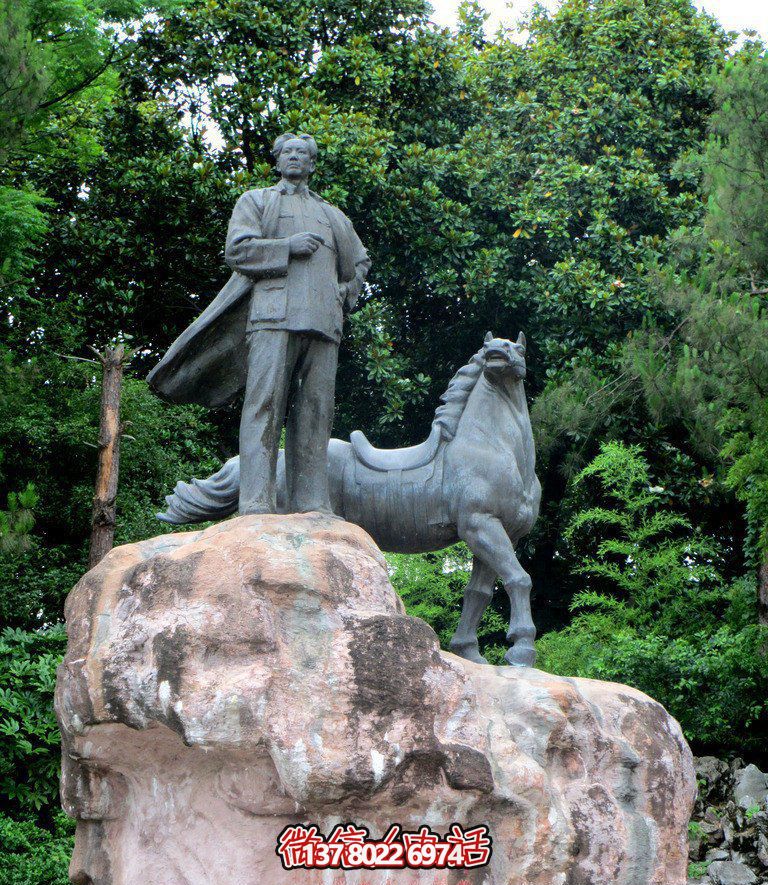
158, 333, 541, 665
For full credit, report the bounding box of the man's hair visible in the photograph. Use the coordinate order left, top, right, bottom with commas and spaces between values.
272, 132, 318, 161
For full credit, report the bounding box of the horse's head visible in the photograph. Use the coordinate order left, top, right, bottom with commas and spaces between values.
482, 331, 527, 382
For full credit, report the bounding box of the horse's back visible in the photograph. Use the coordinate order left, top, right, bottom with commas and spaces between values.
329, 445, 455, 553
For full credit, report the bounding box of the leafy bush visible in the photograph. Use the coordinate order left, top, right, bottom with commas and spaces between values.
537, 442, 768, 753
0, 812, 73, 885
0, 545, 83, 633
688, 860, 710, 880
0, 626, 66, 816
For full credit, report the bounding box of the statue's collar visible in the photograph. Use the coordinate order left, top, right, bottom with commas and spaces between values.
278, 179, 310, 196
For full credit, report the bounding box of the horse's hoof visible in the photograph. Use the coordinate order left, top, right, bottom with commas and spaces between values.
504, 644, 536, 667
449, 641, 489, 665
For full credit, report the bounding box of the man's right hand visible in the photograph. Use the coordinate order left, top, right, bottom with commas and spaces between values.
289, 232, 324, 257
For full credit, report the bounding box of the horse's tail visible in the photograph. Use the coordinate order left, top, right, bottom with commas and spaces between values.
157, 456, 240, 524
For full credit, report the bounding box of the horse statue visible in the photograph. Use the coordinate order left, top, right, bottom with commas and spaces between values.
157, 332, 542, 666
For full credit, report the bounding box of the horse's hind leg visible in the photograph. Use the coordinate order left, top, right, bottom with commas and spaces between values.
449, 557, 495, 664
458, 513, 536, 667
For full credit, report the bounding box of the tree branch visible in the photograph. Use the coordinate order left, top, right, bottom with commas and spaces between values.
55, 352, 99, 365
37, 46, 116, 111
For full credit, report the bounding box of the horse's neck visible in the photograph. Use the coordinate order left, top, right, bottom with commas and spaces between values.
458, 375, 535, 462
506, 378, 530, 423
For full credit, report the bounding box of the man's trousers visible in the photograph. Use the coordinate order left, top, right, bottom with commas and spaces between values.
238, 329, 338, 515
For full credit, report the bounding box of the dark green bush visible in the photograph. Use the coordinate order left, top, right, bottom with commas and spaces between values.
0, 626, 66, 816
538, 580, 767, 751
0, 627, 73, 883
537, 443, 768, 753
0, 812, 73, 885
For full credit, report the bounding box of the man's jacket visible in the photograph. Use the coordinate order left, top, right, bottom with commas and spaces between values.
147, 182, 370, 408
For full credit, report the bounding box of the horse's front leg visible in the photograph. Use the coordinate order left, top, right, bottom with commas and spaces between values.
448, 557, 496, 664
458, 512, 536, 667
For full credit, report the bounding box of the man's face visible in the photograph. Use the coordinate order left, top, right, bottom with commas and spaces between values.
276, 138, 315, 182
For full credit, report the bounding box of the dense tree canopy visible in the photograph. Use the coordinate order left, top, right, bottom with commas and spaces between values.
4, 0, 743, 624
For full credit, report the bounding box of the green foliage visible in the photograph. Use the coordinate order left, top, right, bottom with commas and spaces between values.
688, 860, 710, 880
346, 303, 431, 426
638, 47, 768, 578
532, 44, 768, 608
0, 812, 73, 885
0, 185, 49, 310
0, 0, 179, 166
630, 278, 768, 458
4, 98, 238, 362
704, 45, 768, 280
724, 402, 768, 570
564, 441, 722, 632
0, 347, 222, 628
0, 2, 49, 162
538, 443, 768, 753
623, 50, 768, 569
0, 481, 38, 554
0, 0, 180, 335
0, 627, 66, 816
0, 546, 82, 635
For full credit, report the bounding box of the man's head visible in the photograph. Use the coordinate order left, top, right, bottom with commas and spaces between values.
272, 133, 317, 183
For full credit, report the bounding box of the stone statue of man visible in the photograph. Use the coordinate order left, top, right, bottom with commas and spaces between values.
147, 133, 371, 514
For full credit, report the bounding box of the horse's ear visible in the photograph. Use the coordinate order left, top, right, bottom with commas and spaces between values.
484, 331, 493, 343
517, 331, 527, 351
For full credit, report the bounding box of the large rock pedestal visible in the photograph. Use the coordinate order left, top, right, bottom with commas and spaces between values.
56, 514, 695, 885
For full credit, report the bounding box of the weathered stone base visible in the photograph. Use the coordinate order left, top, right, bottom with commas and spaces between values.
56, 514, 696, 885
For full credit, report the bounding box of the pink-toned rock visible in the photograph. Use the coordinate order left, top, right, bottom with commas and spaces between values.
56, 514, 695, 885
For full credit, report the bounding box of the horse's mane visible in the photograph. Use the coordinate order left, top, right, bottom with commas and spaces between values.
431, 348, 484, 441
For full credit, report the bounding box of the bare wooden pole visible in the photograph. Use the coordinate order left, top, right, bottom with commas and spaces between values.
88, 344, 129, 568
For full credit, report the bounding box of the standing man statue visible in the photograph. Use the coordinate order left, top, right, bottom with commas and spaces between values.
147, 133, 371, 514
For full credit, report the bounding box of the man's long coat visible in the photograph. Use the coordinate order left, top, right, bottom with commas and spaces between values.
147, 183, 370, 409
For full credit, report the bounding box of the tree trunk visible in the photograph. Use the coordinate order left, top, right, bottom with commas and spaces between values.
88, 345, 127, 568
759, 550, 768, 627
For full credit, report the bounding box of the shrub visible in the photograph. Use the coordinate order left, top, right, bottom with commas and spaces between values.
537, 442, 768, 753
0, 811, 73, 885
0, 626, 66, 816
